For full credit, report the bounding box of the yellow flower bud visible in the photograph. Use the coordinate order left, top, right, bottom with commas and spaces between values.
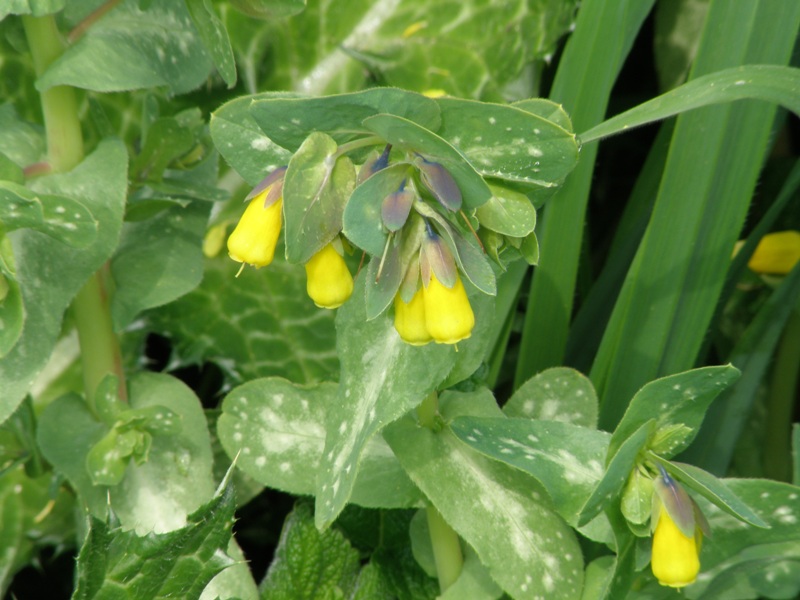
748, 230, 800, 275
305, 242, 354, 309
423, 272, 474, 344
227, 192, 283, 268
651, 504, 701, 588
394, 289, 432, 346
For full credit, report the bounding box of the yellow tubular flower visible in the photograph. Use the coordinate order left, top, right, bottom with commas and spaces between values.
227, 194, 283, 268
422, 272, 474, 344
748, 230, 800, 275
394, 289, 432, 346
651, 504, 701, 588
305, 242, 354, 309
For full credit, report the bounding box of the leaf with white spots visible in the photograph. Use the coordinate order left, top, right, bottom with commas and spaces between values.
610, 365, 740, 460
185, 0, 237, 88
37, 0, 214, 95
677, 479, 800, 599
217, 377, 421, 509
0, 181, 97, 247
37, 372, 215, 534
451, 416, 609, 529
0, 139, 127, 426
385, 389, 584, 600
505, 367, 598, 428
314, 274, 463, 529
210, 92, 295, 186
249, 88, 441, 153
435, 97, 579, 188
476, 184, 537, 237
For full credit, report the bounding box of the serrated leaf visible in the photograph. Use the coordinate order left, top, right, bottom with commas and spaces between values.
343, 162, 410, 257
217, 377, 421, 509
451, 416, 608, 532
0, 181, 97, 246
362, 114, 492, 210
476, 184, 537, 237
111, 200, 210, 330
249, 88, 441, 152
71, 479, 235, 600
38, 372, 215, 534
435, 97, 579, 187
0, 138, 127, 425
185, 0, 237, 87
259, 503, 360, 600
577, 420, 655, 527
385, 389, 584, 600
145, 254, 338, 386
38, 0, 214, 95
609, 365, 740, 460
282, 132, 356, 263
504, 367, 599, 428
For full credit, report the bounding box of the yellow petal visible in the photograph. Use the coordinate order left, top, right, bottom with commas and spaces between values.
394, 289, 432, 346
748, 231, 800, 275
227, 192, 283, 268
423, 272, 474, 344
651, 506, 701, 588
305, 242, 354, 309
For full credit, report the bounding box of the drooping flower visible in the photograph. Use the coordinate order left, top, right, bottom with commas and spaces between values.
747, 230, 800, 275
422, 270, 474, 344
227, 168, 286, 268
393, 288, 432, 346
650, 467, 707, 588
415, 156, 462, 212
304, 240, 354, 309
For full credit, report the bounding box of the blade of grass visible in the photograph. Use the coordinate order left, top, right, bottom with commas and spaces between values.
592, 0, 800, 428
513, 0, 655, 389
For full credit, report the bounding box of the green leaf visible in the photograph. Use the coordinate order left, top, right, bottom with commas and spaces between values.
199, 539, 259, 600
130, 117, 197, 183
0, 0, 64, 18
38, 372, 215, 533
259, 503, 360, 600
0, 103, 44, 169
362, 114, 492, 210
609, 365, 740, 460
368, 546, 440, 600
0, 242, 24, 359
110, 200, 210, 330
476, 184, 537, 237
0, 152, 23, 184
217, 377, 421, 509
249, 88, 441, 153
577, 420, 654, 527
0, 138, 127, 426
185, 0, 237, 87
144, 254, 339, 386
385, 389, 584, 600
282, 132, 356, 263
342, 162, 410, 257
210, 93, 294, 186
0, 180, 97, 247
314, 274, 461, 528
504, 367, 599, 428
435, 97, 578, 187
72, 478, 235, 600
38, 0, 214, 95
451, 416, 609, 530
230, 0, 307, 18
620, 466, 654, 527
580, 65, 800, 144
653, 458, 768, 529
512, 99, 574, 131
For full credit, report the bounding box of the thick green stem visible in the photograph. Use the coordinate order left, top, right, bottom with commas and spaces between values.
417, 391, 463, 592
763, 308, 800, 481
23, 15, 126, 408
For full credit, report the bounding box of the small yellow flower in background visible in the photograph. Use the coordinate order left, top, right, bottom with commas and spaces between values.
304, 241, 354, 309
748, 230, 800, 275
394, 289, 432, 346
651, 501, 701, 588
423, 271, 474, 344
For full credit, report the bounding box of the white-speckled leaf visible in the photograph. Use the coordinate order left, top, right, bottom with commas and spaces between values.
385, 389, 584, 600
37, 372, 215, 534
505, 367, 598, 429
217, 377, 421, 508
451, 416, 608, 528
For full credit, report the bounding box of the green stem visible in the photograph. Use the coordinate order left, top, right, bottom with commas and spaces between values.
333, 135, 384, 158
23, 15, 126, 409
417, 391, 463, 592
763, 308, 800, 482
